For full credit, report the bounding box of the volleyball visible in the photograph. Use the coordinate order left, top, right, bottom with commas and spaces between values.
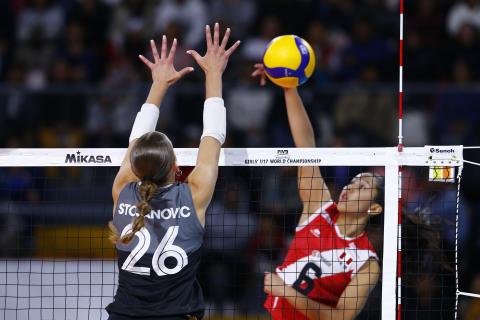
263, 35, 316, 88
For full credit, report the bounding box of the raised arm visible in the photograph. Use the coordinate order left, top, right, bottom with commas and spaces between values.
264, 259, 380, 320
112, 36, 194, 209
252, 65, 332, 221
186, 23, 240, 225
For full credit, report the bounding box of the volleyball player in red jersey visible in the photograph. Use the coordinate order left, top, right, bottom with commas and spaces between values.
253, 64, 382, 320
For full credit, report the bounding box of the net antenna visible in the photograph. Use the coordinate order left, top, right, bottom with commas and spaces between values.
397, 2, 404, 318
398, 0, 404, 152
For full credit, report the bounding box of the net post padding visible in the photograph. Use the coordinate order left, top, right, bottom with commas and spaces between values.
382, 149, 400, 320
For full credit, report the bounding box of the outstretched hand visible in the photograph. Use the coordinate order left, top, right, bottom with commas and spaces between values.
187, 23, 241, 76
252, 63, 267, 86
139, 36, 194, 87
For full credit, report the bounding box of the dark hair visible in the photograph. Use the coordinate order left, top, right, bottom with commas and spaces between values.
109, 132, 176, 244
365, 174, 452, 273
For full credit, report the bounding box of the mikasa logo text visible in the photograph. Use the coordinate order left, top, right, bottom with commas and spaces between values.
118, 203, 191, 220
65, 151, 112, 163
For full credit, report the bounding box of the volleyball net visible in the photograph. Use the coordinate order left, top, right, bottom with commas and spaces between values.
0, 146, 474, 319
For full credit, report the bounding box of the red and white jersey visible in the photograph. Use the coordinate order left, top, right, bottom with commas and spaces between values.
264, 202, 378, 320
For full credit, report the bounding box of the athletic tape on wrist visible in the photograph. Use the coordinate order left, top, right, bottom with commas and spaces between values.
129, 103, 160, 142
201, 97, 226, 145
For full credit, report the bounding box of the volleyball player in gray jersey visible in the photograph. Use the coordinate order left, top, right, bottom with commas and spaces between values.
105, 23, 240, 320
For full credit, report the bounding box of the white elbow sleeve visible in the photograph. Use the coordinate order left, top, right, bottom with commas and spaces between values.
201, 97, 226, 145
129, 103, 160, 142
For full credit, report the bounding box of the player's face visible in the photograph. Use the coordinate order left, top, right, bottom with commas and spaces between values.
337, 173, 379, 215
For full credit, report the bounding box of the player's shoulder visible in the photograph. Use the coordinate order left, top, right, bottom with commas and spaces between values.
118, 181, 139, 198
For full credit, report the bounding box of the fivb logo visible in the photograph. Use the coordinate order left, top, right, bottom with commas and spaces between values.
276, 149, 290, 159
65, 151, 112, 164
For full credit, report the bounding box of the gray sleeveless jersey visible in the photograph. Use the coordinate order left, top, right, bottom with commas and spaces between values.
106, 182, 205, 318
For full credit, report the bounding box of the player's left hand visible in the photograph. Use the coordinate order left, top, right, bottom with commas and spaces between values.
264, 272, 288, 297
139, 36, 194, 87
186, 23, 241, 77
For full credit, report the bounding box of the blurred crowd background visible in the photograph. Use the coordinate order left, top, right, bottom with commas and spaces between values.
1, 0, 480, 319
1, 0, 480, 148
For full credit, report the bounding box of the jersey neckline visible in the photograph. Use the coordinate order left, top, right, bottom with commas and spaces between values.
296, 201, 366, 241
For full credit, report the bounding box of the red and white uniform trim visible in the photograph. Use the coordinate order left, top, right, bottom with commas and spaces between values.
265, 202, 378, 320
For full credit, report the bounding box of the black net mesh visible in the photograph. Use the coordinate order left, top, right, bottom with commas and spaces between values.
400, 167, 459, 319
0, 164, 463, 319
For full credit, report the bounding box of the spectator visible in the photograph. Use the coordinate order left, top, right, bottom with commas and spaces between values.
153, 0, 207, 49
409, 0, 446, 47
85, 89, 138, 145
260, 166, 300, 217
313, 0, 357, 32
0, 63, 41, 142
109, 0, 154, 53
241, 15, 281, 62
384, 0, 399, 12
210, 0, 257, 39
14, 0, 66, 86
447, 0, 480, 36
68, 0, 112, 48
465, 273, 480, 319
430, 184, 470, 249
243, 214, 286, 313
202, 181, 257, 314
17, 0, 64, 44
56, 20, 101, 82
340, 17, 392, 80
404, 27, 440, 82
447, 23, 480, 80
226, 62, 274, 147
305, 19, 349, 84
0, 1, 15, 80
333, 65, 396, 146
434, 59, 480, 146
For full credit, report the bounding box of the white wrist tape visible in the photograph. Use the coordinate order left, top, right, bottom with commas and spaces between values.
201, 97, 226, 145
129, 103, 160, 142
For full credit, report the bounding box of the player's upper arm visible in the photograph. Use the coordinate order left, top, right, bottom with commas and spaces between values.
334, 258, 380, 320
298, 166, 332, 209
188, 137, 221, 225
297, 166, 332, 225
112, 142, 139, 211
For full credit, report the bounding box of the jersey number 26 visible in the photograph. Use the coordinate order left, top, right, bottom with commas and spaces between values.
120, 225, 188, 276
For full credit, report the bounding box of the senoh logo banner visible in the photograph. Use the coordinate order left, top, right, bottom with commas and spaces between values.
429, 147, 455, 154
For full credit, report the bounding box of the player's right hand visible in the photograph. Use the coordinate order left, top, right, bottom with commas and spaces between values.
139, 36, 194, 88
251, 63, 267, 86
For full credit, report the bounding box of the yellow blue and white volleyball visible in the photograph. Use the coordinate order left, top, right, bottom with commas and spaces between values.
263, 35, 316, 88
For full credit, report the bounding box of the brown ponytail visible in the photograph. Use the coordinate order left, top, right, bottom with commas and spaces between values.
123, 181, 158, 244
108, 181, 159, 244
109, 131, 176, 244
